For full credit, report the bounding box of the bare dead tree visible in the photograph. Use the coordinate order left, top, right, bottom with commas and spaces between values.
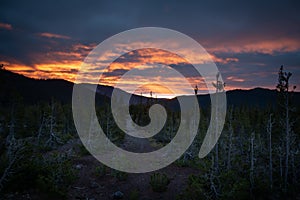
249, 132, 255, 194
45, 100, 62, 147
194, 84, 198, 95
278, 145, 283, 181
290, 149, 297, 184
0, 107, 24, 192
267, 113, 274, 190
209, 155, 220, 199
212, 72, 225, 173
37, 112, 45, 143
276, 65, 293, 191
87, 111, 97, 150
0, 139, 24, 192
227, 107, 234, 170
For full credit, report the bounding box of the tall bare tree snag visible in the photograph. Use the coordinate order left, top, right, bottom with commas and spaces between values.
37, 113, 45, 143
209, 155, 220, 199
267, 113, 274, 190
212, 72, 225, 172
0, 107, 24, 192
194, 85, 198, 95
276, 65, 293, 191
278, 146, 283, 180
227, 107, 234, 170
45, 100, 62, 147
207, 72, 225, 198
250, 131, 255, 194
290, 149, 297, 184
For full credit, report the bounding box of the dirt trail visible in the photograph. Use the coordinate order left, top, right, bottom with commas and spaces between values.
66, 120, 199, 200
121, 120, 156, 153
69, 155, 200, 200
121, 134, 154, 153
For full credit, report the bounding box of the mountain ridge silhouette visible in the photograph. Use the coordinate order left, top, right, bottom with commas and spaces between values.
1, 69, 299, 109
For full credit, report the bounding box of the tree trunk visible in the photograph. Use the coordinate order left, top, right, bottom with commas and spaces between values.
284, 92, 290, 191
291, 151, 296, 184
267, 114, 273, 190
250, 132, 255, 194
279, 146, 283, 179
227, 108, 233, 170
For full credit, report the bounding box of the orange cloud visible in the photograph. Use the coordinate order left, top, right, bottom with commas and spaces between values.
207, 38, 300, 54
106, 49, 188, 73
0, 22, 12, 30
226, 76, 245, 82
1, 42, 98, 84
38, 32, 71, 40
4, 61, 80, 82
73, 43, 96, 51
210, 54, 239, 64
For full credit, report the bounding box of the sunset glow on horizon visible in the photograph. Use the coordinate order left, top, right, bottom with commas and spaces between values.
1, 1, 299, 96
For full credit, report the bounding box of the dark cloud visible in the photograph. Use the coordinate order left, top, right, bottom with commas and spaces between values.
216, 51, 300, 89
102, 68, 128, 77
1, 0, 299, 43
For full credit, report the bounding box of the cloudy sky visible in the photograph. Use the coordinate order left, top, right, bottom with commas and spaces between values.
0, 0, 299, 96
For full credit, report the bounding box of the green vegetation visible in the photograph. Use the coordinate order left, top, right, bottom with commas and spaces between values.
129, 188, 140, 200
35, 153, 78, 198
111, 169, 128, 181
94, 164, 108, 177
149, 173, 170, 192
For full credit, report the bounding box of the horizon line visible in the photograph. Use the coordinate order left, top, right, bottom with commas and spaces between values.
2, 68, 295, 99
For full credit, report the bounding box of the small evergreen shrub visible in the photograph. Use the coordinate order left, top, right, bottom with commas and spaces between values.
129, 188, 139, 200
111, 169, 128, 181
94, 165, 107, 177
149, 173, 170, 192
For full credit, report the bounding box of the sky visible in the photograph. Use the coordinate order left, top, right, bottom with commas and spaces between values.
0, 0, 300, 97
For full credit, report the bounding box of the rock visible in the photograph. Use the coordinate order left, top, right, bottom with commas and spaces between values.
112, 191, 124, 199
72, 186, 86, 190
75, 164, 83, 170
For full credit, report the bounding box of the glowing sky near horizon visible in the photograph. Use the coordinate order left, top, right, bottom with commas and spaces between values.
0, 1, 299, 97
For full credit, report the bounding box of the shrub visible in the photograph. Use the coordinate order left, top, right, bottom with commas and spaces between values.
129, 188, 139, 200
1, 150, 78, 198
149, 173, 170, 192
76, 143, 91, 156
177, 174, 209, 200
94, 165, 107, 177
35, 153, 78, 198
111, 169, 128, 181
